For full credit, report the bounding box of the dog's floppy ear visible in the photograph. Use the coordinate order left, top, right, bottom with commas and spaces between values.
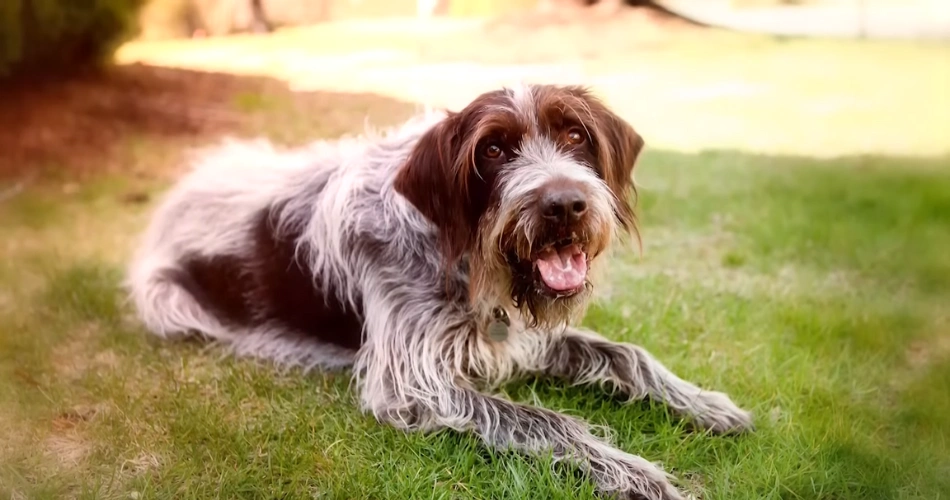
394, 113, 477, 266
590, 103, 645, 234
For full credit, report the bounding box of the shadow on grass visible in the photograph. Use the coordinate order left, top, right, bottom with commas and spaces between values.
0, 63, 417, 181
1, 114, 949, 500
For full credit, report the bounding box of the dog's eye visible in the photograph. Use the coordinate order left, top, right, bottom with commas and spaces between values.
564, 128, 586, 146
483, 143, 504, 160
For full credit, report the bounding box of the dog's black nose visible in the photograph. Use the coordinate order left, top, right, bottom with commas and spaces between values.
541, 187, 588, 223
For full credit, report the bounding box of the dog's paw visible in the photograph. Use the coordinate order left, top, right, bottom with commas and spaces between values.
616, 483, 685, 500
614, 477, 685, 500
602, 453, 686, 500
687, 390, 754, 434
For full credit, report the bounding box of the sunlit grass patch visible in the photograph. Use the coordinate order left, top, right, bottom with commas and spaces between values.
2, 145, 948, 499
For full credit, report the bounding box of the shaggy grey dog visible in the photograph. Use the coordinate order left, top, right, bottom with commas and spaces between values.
126, 83, 753, 500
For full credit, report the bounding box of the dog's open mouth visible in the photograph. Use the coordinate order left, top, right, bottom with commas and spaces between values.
532, 237, 588, 297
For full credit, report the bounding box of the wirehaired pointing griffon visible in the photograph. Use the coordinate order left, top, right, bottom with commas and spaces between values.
127, 84, 753, 499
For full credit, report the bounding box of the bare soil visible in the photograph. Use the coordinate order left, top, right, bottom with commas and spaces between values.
0, 63, 414, 181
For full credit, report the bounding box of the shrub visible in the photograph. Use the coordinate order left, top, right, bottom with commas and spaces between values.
0, 0, 145, 79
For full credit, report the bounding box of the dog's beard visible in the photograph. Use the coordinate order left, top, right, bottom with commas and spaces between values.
469, 210, 612, 329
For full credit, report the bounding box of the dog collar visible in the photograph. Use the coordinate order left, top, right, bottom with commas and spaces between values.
488, 307, 511, 342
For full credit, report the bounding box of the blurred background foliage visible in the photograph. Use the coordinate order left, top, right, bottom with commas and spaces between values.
0, 0, 145, 79
1, 0, 942, 81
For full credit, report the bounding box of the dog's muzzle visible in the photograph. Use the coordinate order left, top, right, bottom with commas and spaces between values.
529, 179, 592, 296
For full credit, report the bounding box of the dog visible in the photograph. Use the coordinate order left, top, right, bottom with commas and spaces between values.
126, 83, 753, 500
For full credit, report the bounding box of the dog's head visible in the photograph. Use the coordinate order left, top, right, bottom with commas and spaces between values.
394, 84, 644, 327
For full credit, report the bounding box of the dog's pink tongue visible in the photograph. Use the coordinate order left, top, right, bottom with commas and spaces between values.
535, 245, 588, 291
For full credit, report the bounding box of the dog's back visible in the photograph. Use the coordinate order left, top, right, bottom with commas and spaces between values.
125, 114, 445, 371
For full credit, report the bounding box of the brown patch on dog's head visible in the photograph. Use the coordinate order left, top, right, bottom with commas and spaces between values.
395, 84, 645, 327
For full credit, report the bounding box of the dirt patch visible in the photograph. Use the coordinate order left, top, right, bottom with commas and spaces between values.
42, 404, 110, 471
48, 324, 124, 385
0, 411, 29, 461
0, 63, 416, 181
0, 65, 241, 179
890, 314, 950, 396
52, 404, 107, 431
42, 434, 90, 468
905, 325, 950, 371
121, 452, 162, 475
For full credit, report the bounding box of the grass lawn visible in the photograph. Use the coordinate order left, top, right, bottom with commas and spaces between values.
2, 22, 950, 500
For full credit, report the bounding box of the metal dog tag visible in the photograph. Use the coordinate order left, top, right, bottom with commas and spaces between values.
488, 307, 511, 342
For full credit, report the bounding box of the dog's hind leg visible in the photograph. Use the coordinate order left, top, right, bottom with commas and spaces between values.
124, 254, 231, 341
124, 255, 357, 372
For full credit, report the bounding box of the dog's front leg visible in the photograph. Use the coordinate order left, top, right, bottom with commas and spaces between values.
354, 308, 683, 499
444, 387, 687, 500
540, 328, 754, 434
395, 384, 684, 500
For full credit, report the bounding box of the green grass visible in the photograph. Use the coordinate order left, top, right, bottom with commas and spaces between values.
3, 23, 950, 500
2, 147, 948, 499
